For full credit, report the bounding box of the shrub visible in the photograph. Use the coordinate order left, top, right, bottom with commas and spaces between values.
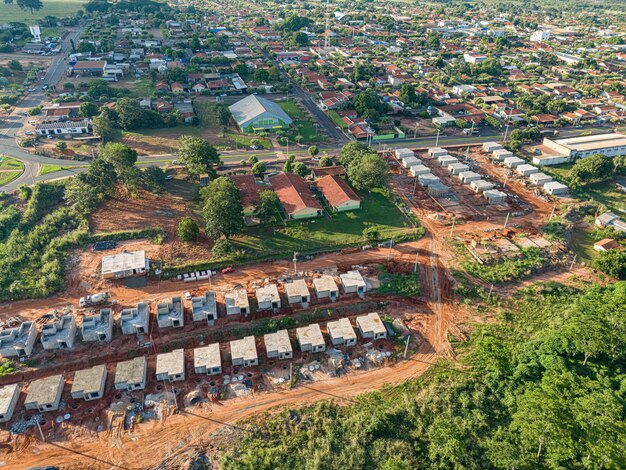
212, 238, 234, 258
177, 216, 199, 242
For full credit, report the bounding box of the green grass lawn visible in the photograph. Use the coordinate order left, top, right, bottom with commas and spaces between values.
38, 164, 72, 176
230, 133, 272, 149
577, 180, 626, 212
278, 99, 305, 119
0, 171, 21, 186
327, 110, 348, 129
278, 99, 323, 144
0, 157, 24, 172
540, 162, 573, 183
571, 226, 602, 265
3, 0, 86, 23
230, 189, 419, 258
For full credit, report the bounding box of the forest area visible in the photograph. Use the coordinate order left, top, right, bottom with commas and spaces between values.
219, 281, 626, 469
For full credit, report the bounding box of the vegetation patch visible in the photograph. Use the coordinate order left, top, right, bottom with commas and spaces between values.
377, 267, 420, 297
462, 247, 546, 283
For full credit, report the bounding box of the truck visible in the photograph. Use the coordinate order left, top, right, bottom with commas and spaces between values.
79, 292, 111, 308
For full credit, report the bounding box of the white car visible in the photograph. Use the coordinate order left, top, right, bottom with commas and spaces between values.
184, 292, 192, 300
24, 131, 34, 135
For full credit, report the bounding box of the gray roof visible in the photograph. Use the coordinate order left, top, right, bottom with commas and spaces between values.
25, 375, 63, 407
229, 95, 293, 128
71, 365, 106, 395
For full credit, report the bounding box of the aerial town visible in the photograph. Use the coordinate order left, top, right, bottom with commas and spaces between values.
0, 0, 625, 468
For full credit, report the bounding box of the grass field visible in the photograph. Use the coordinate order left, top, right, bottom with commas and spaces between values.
578, 180, 626, 212
230, 189, 419, 258
279, 98, 324, 144
0, 157, 24, 172
3, 0, 86, 23
0, 171, 21, 186
38, 163, 86, 176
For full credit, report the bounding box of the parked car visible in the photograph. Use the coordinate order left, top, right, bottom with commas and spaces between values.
165, 175, 174, 181
25, 131, 34, 135
184, 292, 192, 300
221, 266, 234, 274
250, 144, 263, 150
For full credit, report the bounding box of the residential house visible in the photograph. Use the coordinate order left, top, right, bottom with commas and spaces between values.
256, 284, 281, 310
327, 318, 357, 347
296, 323, 326, 353
313, 275, 339, 301
156, 349, 185, 382
356, 312, 387, 339
35, 119, 91, 137
156, 296, 184, 328
120, 302, 149, 335
0, 384, 20, 423
0, 321, 37, 358
24, 375, 64, 412
191, 292, 218, 325
264, 329, 293, 360
340, 270, 366, 296
230, 336, 258, 367
114, 356, 147, 391
225, 288, 250, 315
269, 172, 323, 219
81, 308, 114, 343
194, 343, 222, 375
40, 315, 76, 351
284, 279, 310, 307
100, 250, 147, 279
71, 365, 106, 401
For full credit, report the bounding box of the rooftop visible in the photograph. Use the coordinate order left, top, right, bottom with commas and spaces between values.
313, 275, 338, 292
264, 329, 292, 354
230, 174, 260, 209
327, 318, 357, 341
256, 284, 280, 303
296, 323, 325, 345
225, 288, 249, 308
194, 343, 221, 370
115, 356, 147, 386
550, 133, 626, 152
0, 384, 19, 416
356, 312, 386, 334
230, 336, 258, 361
270, 172, 323, 215
229, 95, 293, 127
316, 175, 361, 208
156, 349, 185, 376
71, 365, 106, 396
101, 250, 146, 276
340, 270, 366, 287
25, 375, 63, 406
285, 279, 310, 298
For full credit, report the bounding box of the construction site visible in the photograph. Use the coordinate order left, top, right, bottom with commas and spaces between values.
0, 142, 576, 469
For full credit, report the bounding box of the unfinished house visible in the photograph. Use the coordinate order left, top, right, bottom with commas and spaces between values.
313, 275, 339, 302
194, 343, 222, 375
114, 356, 147, 391
81, 309, 114, 343
356, 313, 387, 340
24, 375, 64, 413
101, 250, 148, 279
191, 291, 218, 325
327, 318, 358, 347
40, 314, 77, 351
256, 284, 281, 310
230, 336, 258, 367
0, 384, 20, 423
157, 296, 184, 329
285, 279, 310, 307
225, 288, 250, 316
264, 329, 293, 360
340, 270, 367, 296
0, 321, 37, 358
296, 323, 326, 353
120, 302, 149, 335
71, 365, 107, 401
156, 349, 185, 382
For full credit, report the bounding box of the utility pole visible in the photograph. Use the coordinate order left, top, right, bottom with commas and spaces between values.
403, 335, 410, 358
36, 419, 45, 442
503, 212, 510, 229
435, 128, 440, 148
549, 203, 556, 221
449, 217, 456, 237
413, 251, 419, 273
293, 251, 298, 275
569, 254, 577, 271
414, 122, 418, 139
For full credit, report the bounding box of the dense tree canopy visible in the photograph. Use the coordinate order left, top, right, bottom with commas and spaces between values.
200, 177, 244, 239
176, 136, 221, 181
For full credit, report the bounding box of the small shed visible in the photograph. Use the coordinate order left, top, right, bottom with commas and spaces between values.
409, 164, 430, 176
256, 284, 281, 310
225, 288, 250, 315
0, 384, 20, 423
402, 156, 420, 168
114, 356, 147, 391
285, 279, 310, 306
194, 343, 222, 375
428, 182, 450, 197
437, 155, 457, 166
264, 329, 293, 360
120, 302, 149, 335
71, 365, 106, 401
230, 336, 258, 367
482, 141, 502, 153
484, 189, 508, 204
25, 375, 64, 412
340, 270, 366, 296
504, 156, 525, 169
428, 147, 448, 158
458, 171, 481, 184
356, 312, 387, 340
191, 291, 218, 325
296, 323, 326, 353
313, 275, 338, 301
543, 181, 568, 196
516, 164, 539, 177
529, 172, 553, 187
470, 180, 495, 193
156, 349, 185, 382
492, 149, 513, 161
448, 162, 470, 175
327, 318, 357, 347
395, 148, 414, 159
418, 173, 441, 187
81, 308, 114, 343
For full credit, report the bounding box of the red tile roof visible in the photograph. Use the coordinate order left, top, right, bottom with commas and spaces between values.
269, 172, 322, 215
230, 174, 259, 210
312, 166, 346, 178
315, 175, 360, 208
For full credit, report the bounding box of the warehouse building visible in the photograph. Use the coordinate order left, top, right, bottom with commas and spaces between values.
229, 95, 293, 133
536, 133, 626, 166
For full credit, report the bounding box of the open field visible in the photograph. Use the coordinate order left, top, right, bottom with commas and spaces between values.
0, 156, 24, 185
0, 171, 21, 186
278, 98, 324, 144
2, 0, 86, 23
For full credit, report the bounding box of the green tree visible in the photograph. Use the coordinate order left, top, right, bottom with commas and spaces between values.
339, 141, 375, 167
283, 160, 293, 172
593, 249, 626, 279
143, 166, 167, 194
248, 155, 259, 165
55, 141, 67, 153
308, 145, 319, 157
293, 161, 309, 177
399, 84, 417, 105
252, 161, 267, 175
178, 216, 199, 242
79, 101, 99, 118
255, 189, 281, 224
201, 177, 244, 239
319, 156, 333, 167
347, 153, 389, 191
99, 142, 137, 176
212, 238, 234, 258
570, 154, 613, 186
176, 136, 221, 181
92, 112, 115, 141
254, 68, 269, 82
7, 60, 21, 71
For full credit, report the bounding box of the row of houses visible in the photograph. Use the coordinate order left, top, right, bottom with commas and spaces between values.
0, 312, 387, 422
0, 272, 368, 358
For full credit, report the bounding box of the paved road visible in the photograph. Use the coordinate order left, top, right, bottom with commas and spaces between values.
243, 34, 349, 145
0, 29, 83, 191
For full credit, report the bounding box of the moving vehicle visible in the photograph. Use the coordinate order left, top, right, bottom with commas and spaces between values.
79, 292, 111, 308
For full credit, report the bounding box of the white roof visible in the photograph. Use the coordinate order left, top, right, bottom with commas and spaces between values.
356, 312, 386, 334
264, 329, 292, 354
551, 133, 626, 152
544, 181, 568, 190
229, 95, 293, 128
194, 343, 221, 370
101, 250, 146, 276
255, 284, 280, 303
327, 318, 357, 341
225, 288, 249, 308
230, 336, 257, 361
340, 270, 366, 287
296, 323, 325, 345
313, 275, 338, 292
0, 384, 19, 416
285, 279, 309, 297
156, 349, 185, 376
